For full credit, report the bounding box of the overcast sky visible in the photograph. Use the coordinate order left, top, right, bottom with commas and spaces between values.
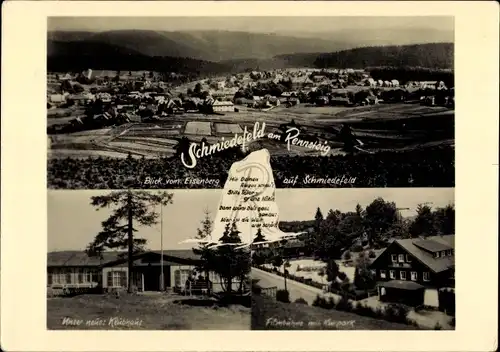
48, 16, 454, 34
48, 188, 454, 252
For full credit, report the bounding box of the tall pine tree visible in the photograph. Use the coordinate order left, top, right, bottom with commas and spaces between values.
86, 190, 173, 293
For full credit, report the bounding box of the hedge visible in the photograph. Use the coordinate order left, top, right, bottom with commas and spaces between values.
313, 294, 419, 327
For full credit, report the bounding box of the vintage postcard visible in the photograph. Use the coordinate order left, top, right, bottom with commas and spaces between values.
2, 1, 499, 352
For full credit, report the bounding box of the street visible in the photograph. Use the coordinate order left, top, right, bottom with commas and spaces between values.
252, 267, 340, 305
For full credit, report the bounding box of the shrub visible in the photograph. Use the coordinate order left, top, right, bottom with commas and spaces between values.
312, 294, 326, 307
450, 317, 455, 327
296, 265, 302, 272
351, 244, 363, 252
294, 297, 308, 305
384, 303, 410, 324
325, 297, 336, 309
335, 296, 353, 312
434, 322, 443, 330
276, 289, 291, 303
343, 251, 352, 260
368, 250, 376, 258
338, 272, 347, 281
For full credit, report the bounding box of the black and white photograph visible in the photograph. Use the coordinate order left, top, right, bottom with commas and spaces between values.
47, 187, 455, 331
251, 188, 455, 330
2, 1, 499, 351
47, 189, 252, 330
46, 16, 455, 189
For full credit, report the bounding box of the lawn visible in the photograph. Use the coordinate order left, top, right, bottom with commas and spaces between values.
251, 295, 417, 330
47, 294, 251, 330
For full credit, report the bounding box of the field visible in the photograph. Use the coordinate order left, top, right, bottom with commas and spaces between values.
184, 121, 212, 136
47, 294, 251, 330
47, 103, 454, 160
215, 123, 244, 134
251, 295, 417, 330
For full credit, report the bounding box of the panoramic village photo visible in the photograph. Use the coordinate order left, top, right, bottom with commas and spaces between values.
47, 16, 455, 189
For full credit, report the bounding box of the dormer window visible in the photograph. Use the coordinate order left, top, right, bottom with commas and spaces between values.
435, 251, 441, 258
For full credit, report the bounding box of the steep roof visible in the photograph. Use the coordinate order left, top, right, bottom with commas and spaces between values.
413, 239, 452, 253
394, 235, 455, 273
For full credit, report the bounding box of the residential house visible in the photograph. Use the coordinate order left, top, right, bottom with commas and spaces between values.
59, 73, 72, 81
96, 92, 112, 103
211, 100, 235, 113
49, 94, 67, 104
82, 69, 93, 80
183, 97, 202, 112
420, 81, 438, 89
312, 75, 327, 83
285, 97, 300, 107
391, 79, 400, 87
365, 78, 377, 87
369, 235, 455, 307
316, 96, 330, 106
70, 92, 95, 105
366, 96, 380, 105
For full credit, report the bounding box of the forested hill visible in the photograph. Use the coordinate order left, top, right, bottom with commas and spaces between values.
47, 40, 231, 74
312, 43, 454, 69
228, 43, 454, 71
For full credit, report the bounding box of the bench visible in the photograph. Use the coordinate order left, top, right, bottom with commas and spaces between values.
184, 281, 212, 296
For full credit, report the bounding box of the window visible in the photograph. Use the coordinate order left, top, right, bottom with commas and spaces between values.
107, 271, 126, 287
174, 269, 192, 287
423, 272, 430, 281
406, 255, 412, 263
66, 272, 72, 284
441, 251, 446, 257
435, 252, 441, 258
209, 271, 219, 283
52, 270, 65, 284
400, 271, 407, 280
398, 254, 405, 263
51, 270, 59, 284
78, 269, 91, 283
389, 270, 396, 279
411, 271, 418, 281
380, 270, 386, 279
391, 254, 397, 263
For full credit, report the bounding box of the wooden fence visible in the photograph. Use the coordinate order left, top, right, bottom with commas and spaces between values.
261, 286, 277, 299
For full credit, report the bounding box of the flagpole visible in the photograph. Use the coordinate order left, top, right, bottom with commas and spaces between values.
160, 203, 164, 291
